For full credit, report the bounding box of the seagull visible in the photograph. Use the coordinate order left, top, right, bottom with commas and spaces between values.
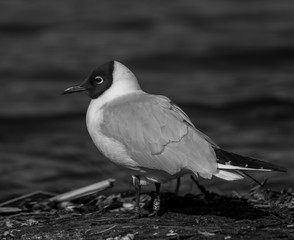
63, 61, 287, 217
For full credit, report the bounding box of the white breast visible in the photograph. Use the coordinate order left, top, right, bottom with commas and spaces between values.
86, 99, 140, 171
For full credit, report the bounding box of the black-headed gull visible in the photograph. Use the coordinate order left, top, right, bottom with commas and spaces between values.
63, 61, 287, 217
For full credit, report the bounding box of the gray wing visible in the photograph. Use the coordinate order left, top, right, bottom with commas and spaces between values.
101, 93, 218, 178
167, 98, 220, 149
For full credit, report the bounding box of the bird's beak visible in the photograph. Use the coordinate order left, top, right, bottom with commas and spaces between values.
62, 85, 86, 95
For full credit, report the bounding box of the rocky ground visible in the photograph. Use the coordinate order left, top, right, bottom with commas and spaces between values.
1, 181, 293, 240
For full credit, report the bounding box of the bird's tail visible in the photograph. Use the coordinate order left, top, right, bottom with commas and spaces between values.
213, 148, 287, 181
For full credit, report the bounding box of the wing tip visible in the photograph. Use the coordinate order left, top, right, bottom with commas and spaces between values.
217, 163, 288, 172
274, 166, 288, 173
215, 149, 288, 173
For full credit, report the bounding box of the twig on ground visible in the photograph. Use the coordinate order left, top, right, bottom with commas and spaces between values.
0, 207, 22, 214
0, 191, 56, 207
49, 179, 116, 203
240, 171, 266, 187
95, 224, 117, 234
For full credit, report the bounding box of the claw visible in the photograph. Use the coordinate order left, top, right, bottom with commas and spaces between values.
148, 210, 158, 217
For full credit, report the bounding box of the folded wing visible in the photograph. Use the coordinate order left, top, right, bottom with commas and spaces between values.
101, 93, 218, 179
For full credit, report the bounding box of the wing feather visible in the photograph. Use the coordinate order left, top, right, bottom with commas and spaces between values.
101, 93, 217, 178
161, 96, 220, 149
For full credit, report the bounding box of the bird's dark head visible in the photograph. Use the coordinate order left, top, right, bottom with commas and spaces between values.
63, 61, 114, 99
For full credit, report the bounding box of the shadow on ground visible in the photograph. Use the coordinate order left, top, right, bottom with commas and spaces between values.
157, 193, 268, 220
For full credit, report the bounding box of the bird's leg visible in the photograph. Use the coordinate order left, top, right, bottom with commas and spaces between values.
153, 183, 161, 211
190, 175, 210, 197
149, 183, 161, 217
175, 177, 181, 195
133, 175, 141, 218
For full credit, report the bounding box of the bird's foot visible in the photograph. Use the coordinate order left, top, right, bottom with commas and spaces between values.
134, 206, 141, 219
131, 206, 150, 219
148, 209, 159, 217
148, 194, 161, 217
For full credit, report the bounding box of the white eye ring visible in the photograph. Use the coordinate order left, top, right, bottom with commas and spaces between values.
94, 76, 104, 84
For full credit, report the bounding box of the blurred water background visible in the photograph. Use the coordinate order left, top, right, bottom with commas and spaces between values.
0, 0, 293, 201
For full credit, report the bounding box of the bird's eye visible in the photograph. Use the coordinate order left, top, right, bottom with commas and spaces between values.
94, 76, 104, 84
